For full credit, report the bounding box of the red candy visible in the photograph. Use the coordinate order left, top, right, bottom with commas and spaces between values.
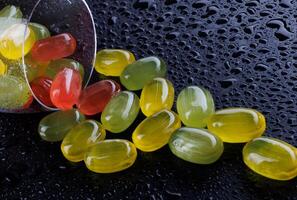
22, 95, 34, 109
50, 68, 82, 110
31, 33, 77, 62
31, 77, 53, 107
77, 80, 121, 115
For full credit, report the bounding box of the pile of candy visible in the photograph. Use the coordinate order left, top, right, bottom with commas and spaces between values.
2, 5, 297, 181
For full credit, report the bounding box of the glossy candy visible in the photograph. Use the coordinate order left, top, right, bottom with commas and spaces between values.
0, 5, 22, 18
38, 109, 85, 142
132, 110, 181, 152
31, 33, 77, 62
30, 77, 53, 107
0, 24, 36, 60
177, 86, 215, 128
61, 120, 106, 162
0, 59, 7, 75
50, 68, 82, 110
95, 49, 135, 76
0, 75, 31, 109
169, 128, 224, 164
77, 80, 121, 115
101, 91, 139, 133
140, 78, 174, 116
207, 108, 266, 143
84, 139, 137, 173
243, 137, 297, 180
120, 56, 167, 91
29, 23, 50, 40
45, 58, 84, 79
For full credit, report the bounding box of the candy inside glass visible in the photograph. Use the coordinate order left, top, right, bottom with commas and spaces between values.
0, 0, 97, 113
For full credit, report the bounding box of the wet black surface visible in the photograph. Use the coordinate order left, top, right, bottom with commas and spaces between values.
1, 0, 297, 199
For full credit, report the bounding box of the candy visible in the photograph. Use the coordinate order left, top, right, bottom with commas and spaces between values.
132, 110, 181, 152
169, 127, 224, 164
120, 56, 167, 91
38, 109, 85, 142
243, 137, 297, 180
45, 58, 84, 79
77, 80, 121, 115
0, 75, 31, 109
84, 139, 137, 173
207, 108, 266, 143
0, 24, 36, 60
0, 59, 7, 75
140, 78, 174, 116
50, 68, 82, 110
95, 49, 135, 76
31, 33, 77, 62
29, 23, 50, 40
101, 91, 139, 133
30, 77, 53, 107
0, 5, 22, 18
61, 120, 106, 162
177, 86, 215, 128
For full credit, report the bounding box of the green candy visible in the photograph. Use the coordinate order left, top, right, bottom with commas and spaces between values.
29, 22, 50, 40
169, 127, 224, 164
38, 109, 85, 142
120, 56, 167, 91
0, 75, 31, 109
101, 91, 140, 133
0, 5, 22, 18
45, 59, 84, 79
177, 86, 215, 128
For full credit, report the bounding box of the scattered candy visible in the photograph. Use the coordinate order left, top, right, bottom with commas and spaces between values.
30, 77, 53, 107
177, 86, 215, 128
207, 108, 266, 143
29, 22, 50, 40
169, 127, 224, 164
84, 139, 137, 173
77, 80, 121, 115
140, 78, 174, 116
243, 137, 297, 181
61, 120, 106, 162
120, 56, 167, 91
132, 110, 181, 152
101, 91, 140, 133
95, 49, 135, 76
38, 109, 85, 142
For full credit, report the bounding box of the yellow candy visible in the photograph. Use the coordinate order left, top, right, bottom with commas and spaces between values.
61, 120, 106, 162
207, 108, 266, 143
0, 24, 36, 60
132, 110, 181, 152
95, 49, 135, 76
0, 59, 7, 75
243, 137, 297, 180
84, 139, 137, 173
140, 78, 175, 116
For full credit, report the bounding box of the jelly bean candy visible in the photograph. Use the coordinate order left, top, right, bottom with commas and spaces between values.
30, 77, 53, 107
61, 120, 106, 162
177, 86, 215, 128
140, 78, 174, 116
77, 80, 121, 115
95, 49, 135, 76
50, 68, 82, 110
0, 24, 36, 60
29, 22, 50, 40
45, 58, 84, 79
0, 75, 31, 109
120, 56, 167, 91
84, 139, 137, 173
22, 95, 33, 109
243, 137, 297, 180
31, 33, 77, 62
0, 59, 7, 75
0, 5, 22, 18
101, 91, 139, 133
169, 127, 224, 164
38, 109, 85, 142
132, 110, 181, 152
207, 108, 266, 143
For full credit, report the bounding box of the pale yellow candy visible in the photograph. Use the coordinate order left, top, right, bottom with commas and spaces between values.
0, 59, 7, 75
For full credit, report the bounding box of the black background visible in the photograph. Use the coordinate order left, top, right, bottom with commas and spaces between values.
1, 0, 297, 199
